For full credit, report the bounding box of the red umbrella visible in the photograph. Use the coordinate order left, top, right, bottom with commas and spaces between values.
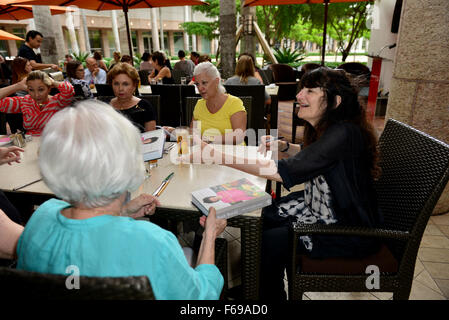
244, 0, 370, 65
0, 0, 74, 21
10, 0, 208, 61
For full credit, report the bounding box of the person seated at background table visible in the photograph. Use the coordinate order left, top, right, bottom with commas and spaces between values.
148, 51, 174, 84
140, 52, 154, 74
15, 100, 227, 300
238, 52, 263, 84
66, 60, 93, 99
225, 55, 271, 105
107, 62, 156, 132
93, 51, 108, 72
174, 50, 194, 81
84, 57, 106, 85
188, 55, 212, 85
120, 55, 133, 66
165, 62, 247, 145
7, 57, 34, 133
109, 51, 121, 71
186, 67, 383, 300
0, 70, 74, 136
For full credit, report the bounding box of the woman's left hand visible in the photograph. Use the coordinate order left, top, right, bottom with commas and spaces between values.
123, 194, 161, 219
0, 146, 24, 166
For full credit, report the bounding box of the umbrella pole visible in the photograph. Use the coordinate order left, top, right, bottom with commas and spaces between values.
123, 7, 134, 65
321, 0, 329, 66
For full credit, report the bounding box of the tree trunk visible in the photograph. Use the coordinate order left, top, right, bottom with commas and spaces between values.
31, 5, 65, 63
219, 0, 236, 79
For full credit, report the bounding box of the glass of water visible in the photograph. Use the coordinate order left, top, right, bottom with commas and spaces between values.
180, 77, 187, 85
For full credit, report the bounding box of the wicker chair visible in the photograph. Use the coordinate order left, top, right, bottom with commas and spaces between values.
139, 95, 161, 125
0, 267, 154, 299
289, 119, 449, 300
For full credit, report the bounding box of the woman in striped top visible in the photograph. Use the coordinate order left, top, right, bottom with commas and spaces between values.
0, 70, 74, 136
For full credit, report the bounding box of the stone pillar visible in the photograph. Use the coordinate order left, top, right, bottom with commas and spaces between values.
386, 0, 449, 214
101, 29, 109, 57
32, 5, 65, 63
137, 30, 144, 55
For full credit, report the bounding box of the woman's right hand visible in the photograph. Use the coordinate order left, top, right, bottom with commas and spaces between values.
200, 207, 227, 239
258, 135, 286, 155
17, 77, 27, 91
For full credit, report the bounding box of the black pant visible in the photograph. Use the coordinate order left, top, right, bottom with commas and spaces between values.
259, 205, 296, 300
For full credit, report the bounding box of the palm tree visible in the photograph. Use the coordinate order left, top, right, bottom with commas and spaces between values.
219, 0, 236, 79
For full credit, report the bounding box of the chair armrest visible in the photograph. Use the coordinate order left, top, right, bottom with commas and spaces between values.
292, 222, 410, 241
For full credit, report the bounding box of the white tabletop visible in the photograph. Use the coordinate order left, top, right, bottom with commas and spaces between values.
1, 138, 267, 217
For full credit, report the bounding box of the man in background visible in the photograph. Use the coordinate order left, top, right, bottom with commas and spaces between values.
17, 30, 59, 71
173, 50, 195, 81
84, 57, 106, 85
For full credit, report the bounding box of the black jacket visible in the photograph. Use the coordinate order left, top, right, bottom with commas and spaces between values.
276, 121, 383, 258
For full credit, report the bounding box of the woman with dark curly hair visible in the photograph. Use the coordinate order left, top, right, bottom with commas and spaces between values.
189, 67, 383, 300
148, 51, 174, 84
66, 60, 93, 99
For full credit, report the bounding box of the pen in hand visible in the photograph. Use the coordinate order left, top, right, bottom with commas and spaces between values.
264, 136, 284, 144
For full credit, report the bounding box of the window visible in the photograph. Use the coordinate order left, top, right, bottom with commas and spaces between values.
13, 28, 26, 53
0, 40, 8, 57
142, 31, 152, 52
173, 32, 184, 54
88, 29, 102, 55
131, 30, 137, 55
201, 36, 211, 54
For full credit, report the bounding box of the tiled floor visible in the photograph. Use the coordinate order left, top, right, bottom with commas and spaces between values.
179, 100, 449, 300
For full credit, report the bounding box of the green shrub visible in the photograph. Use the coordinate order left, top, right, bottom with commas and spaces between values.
273, 47, 305, 65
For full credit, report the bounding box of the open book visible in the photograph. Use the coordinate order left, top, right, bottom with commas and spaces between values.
141, 129, 166, 161
191, 178, 272, 219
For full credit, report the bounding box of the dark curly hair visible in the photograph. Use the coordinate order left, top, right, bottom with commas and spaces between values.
299, 67, 381, 179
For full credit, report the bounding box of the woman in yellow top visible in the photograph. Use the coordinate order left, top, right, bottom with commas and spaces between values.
165, 62, 247, 144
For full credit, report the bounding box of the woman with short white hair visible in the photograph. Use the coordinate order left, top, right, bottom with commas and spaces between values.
165, 61, 247, 144
15, 100, 227, 300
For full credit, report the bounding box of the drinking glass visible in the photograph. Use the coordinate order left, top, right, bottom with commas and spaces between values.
157, 78, 163, 85
180, 77, 187, 85
175, 126, 190, 156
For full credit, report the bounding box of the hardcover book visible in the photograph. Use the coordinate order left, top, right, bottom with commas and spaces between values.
191, 178, 272, 219
141, 129, 166, 161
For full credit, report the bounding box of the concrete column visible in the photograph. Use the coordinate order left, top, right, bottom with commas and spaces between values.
151, 8, 160, 51
101, 29, 109, 57
183, 6, 190, 51
81, 9, 90, 53
137, 30, 144, 55
77, 28, 86, 53
111, 10, 121, 53
386, 0, 449, 214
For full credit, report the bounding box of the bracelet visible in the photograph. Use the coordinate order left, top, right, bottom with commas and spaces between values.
280, 141, 290, 152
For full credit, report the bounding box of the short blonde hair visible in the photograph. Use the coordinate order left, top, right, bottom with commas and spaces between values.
27, 70, 52, 87
106, 62, 139, 86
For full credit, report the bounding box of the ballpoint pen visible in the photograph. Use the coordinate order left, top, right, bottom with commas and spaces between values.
152, 172, 174, 197
13, 178, 43, 191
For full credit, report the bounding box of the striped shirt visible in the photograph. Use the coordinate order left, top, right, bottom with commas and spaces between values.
0, 82, 74, 136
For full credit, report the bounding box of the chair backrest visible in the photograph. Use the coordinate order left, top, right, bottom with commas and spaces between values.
269, 64, 296, 82
171, 69, 190, 84
258, 69, 273, 85
337, 62, 370, 76
150, 84, 182, 127
181, 85, 199, 125
95, 84, 115, 96
185, 96, 201, 126
224, 85, 266, 137
0, 267, 155, 300
375, 119, 449, 259
138, 70, 150, 85
139, 95, 161, 124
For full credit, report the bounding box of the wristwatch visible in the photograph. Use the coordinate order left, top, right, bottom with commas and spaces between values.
280, 141, 290, 152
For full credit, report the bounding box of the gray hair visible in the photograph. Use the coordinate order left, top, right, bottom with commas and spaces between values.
193, 61, 225, 94
39, 100, 145, 208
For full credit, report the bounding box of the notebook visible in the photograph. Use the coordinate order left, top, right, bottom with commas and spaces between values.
191, 178, 272, 219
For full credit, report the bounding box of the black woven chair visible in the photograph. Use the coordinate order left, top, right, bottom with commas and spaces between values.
150, 84, 182, 127
0, 266, 154, 299
138, 70, 149, 85
139, 95, 161, 125
289, 119, 449, 300
95, 84, 115, 96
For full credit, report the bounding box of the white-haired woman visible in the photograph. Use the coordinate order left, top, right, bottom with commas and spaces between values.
164, 62, 247, 144
15, 100, 227, 300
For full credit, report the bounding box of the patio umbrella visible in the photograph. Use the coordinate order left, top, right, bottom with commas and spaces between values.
0, 29, 24, 41
0, 1, 74, 20
11, 0, 208, 62
244, 0, 370, 65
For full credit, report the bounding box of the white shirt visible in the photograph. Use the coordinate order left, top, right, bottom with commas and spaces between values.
84, 68, 107, 84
